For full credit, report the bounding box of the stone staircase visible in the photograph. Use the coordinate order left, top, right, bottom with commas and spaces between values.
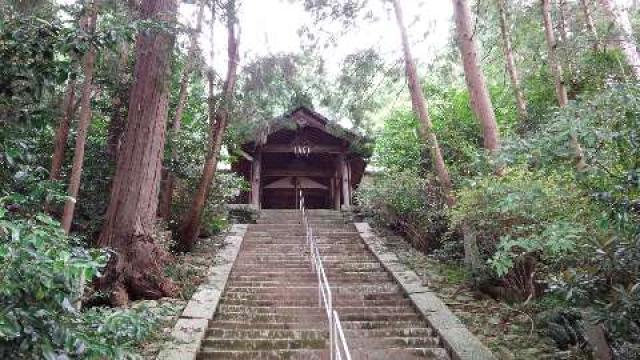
197, 210, 451, 360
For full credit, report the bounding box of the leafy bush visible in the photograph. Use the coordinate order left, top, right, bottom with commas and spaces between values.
356, 170, 448, 251
452, 169, 598, 281
0, 206, 159, 358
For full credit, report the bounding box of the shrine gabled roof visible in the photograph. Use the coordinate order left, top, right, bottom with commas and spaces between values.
244, 106, 362, 147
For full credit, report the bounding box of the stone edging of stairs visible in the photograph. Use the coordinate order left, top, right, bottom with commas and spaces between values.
156, 224, 247, 360
354, 222, 496, 360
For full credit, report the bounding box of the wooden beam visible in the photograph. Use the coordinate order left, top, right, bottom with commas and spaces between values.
261, 144, 347, 154
263, 169, 333, 177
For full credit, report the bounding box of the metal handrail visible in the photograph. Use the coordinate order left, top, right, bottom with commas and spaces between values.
299, 190, 352, 360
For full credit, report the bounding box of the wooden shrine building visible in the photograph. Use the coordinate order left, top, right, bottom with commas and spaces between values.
231, 106, 368, 209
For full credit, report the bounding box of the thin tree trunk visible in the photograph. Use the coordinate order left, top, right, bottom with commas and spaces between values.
106, 41, 130, 161
159, 0, 206, 219
390, 0, 453, 203
97, 0, 178, 305
452, 0, 501, 154
542, 0, 587, 171
50, 77, 76, 181
557, 0, 575, 75
558, 0, 570, 45
178, 0, 239, 252
598, 0, 640, 78
61, 2, 98, 234
496, 0, 528, 129
542, 0, 569, 107
581, 0, 600, 51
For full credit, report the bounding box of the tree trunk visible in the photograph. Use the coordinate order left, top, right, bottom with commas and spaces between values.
557, 0, 575, 75
158, 0, 206, 219
496, 0, 528, 129
557, 0, 570, 45
97, 0, 178, 305
50, 77, 76, 181
452, 0, 501, 154
61, 3, 98, 234
178, 0, 239, 252
581, 0, 600, 51
542, 0, 569, 107
598, 0, 640, 78
542, 0, 587, 170
106, 41, 130, 161
390, 0, 453, 203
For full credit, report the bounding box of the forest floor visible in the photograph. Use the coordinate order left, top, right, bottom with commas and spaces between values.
135, 224, 228, 359
369, 225, 584, 360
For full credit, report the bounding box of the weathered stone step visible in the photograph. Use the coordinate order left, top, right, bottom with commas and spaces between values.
214, 312, 422, 322
217, 305, 418, 315
231, 262, 383, 271
207, 320, 427, 330
200, 337, 327, 351
220, 292, 407, 302
224, 284, 402, 295
220, 298, 411, 307
204, 327, 433, 340
197, 347, 450, 360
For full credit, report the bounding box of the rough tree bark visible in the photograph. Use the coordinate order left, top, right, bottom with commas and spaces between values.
542, 0, 587, 171
61, 2, 98, 234
106, 41, 130, 161
178, 0, 239, 252
496, 0, 528, 128
598, 0, 640, 78
50, 77, 76, 181
97, 0, 178, 305
158, 0, 206, 219
452, 0, 501, 154
581, 0, 600, 51
390, 0, 453, 202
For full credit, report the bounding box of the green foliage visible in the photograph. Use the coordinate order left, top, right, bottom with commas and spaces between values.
356, 171, 448, 251
0, 206, 159, 359
373, 111, 425, 173
451, 169, 595, 277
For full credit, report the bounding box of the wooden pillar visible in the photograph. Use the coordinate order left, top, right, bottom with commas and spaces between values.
333, 171, 341, 210
250, 150, 262, 209
329, 177, 335, 208
339, 154, 351, 209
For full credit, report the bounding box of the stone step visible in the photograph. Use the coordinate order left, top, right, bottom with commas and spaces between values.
208, 320, 429, 330
200, 336, 440, 351
197, 347, 450, 360
204, 327, 433, 340
220, 292, 407, 302
217, 305, 418, 315
219, 298, 412, 307
214, 312, 422, 322
224, 284, 402, 295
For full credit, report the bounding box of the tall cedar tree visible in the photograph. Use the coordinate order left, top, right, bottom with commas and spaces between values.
598, 0, 640, 79
452, 0, 501, 154
541, 0, 586, 170
97, 0, 178, 305
159, 0, 207, 219
496, 0, 527, 128
178, 0, 239, 251
390, 0, 453, 203
61, 2, 98, 233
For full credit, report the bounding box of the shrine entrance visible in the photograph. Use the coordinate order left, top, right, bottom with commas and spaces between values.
231, 106, 367, 210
